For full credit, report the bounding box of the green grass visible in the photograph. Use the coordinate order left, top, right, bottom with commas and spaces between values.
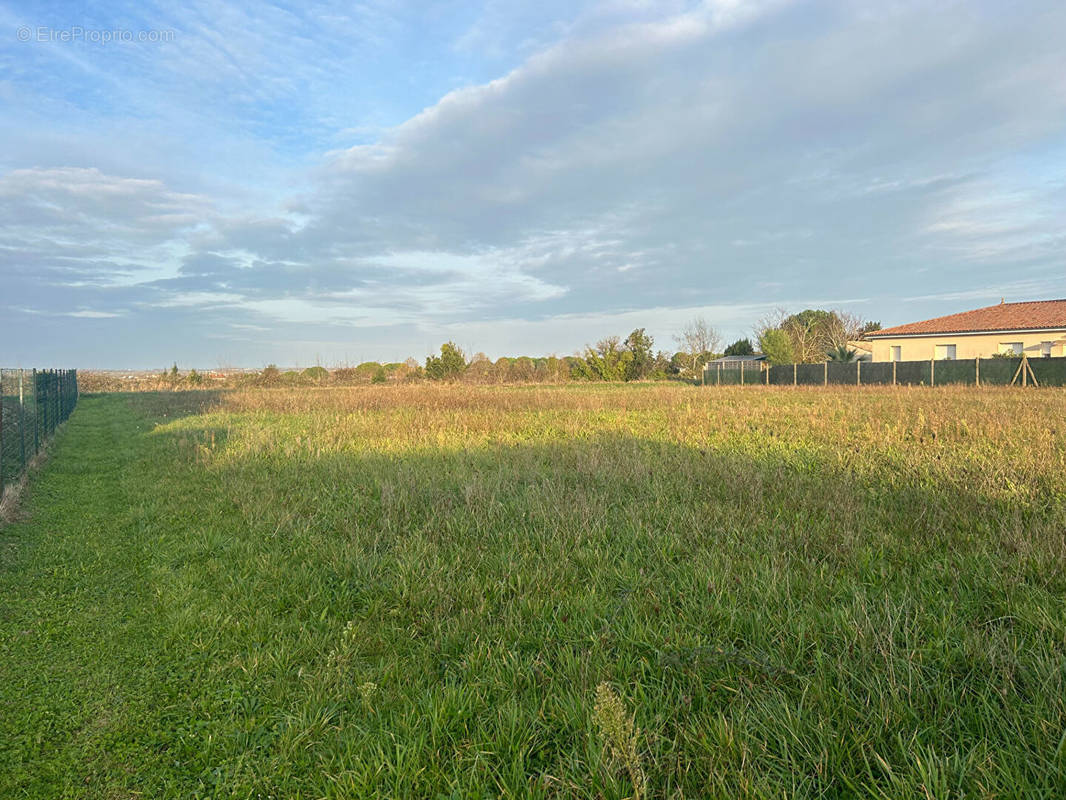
2, 384, 1065, 798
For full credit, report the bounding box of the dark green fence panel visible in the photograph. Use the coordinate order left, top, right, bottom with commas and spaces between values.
795, 363, 824, 385
1028, 356, 1066, 387
0, 368, 77, 497
827, 362, 858, 385
894, 360, 931, 385
933, 359, 976, 385
717, 367, 742, 386
977, 358, 1019, 386
701, 356, 1066, 389
860, 362, 893, 384
768, 365, 793, 385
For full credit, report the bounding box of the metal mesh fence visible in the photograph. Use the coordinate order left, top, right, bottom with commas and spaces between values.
827, 362, 857, 385
0, 369, 78, 495
702, 357, 1066, 389
893, 360, 932, 385
768, 364, 793, 385
859, 362, 893, 384
795, 363, 826, 385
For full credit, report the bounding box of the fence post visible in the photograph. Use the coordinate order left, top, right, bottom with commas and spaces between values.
32, 369, 39, 455
793, 363, 797, 386
765, 363, 769, 385
975, 357, 980, 387
1, 369, 5, 497
717, 364, 721, 386
740, 362, 744, 386
856, 360, 861, 386
930, 359, 935, 387
823, 362, 827, 386
892, 360, 896, 385
18, 370, 25, 475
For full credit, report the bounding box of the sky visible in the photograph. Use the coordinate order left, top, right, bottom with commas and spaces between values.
1, 0, 1064, 369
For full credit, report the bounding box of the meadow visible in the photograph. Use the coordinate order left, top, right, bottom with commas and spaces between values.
1, 383, 1065, 798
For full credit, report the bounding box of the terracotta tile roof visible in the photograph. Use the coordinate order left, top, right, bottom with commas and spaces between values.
869, 299, 1066, 337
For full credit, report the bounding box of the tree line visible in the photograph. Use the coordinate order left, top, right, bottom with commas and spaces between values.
414, 308, 878, 383
144, 307, 881, 388
277, 308, 880, 384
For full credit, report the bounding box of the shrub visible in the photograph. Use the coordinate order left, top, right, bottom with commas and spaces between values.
425, 343, 467, 381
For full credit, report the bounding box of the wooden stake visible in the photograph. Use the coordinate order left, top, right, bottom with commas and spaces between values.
1010, 357, 1025, 386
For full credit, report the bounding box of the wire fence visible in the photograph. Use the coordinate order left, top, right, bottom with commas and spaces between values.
0, 369, 78, 496
703, 356, 1066, 388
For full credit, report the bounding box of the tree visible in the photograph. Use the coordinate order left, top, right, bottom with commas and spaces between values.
827, 345, 860, 362
425, 342, 467, 381
758, 328, 794, 365
398, 357, 423, 381
724, 338, 755, 356
463, 352, 493, 384
302, 366, 329, 383
257, 364, 281, 386
675, 316, 722, 375
573, 336, 632, 381
754, 308, 871, 363
859, 320, 882, 337
624, 328, 656, 380
511, 356, 535, 382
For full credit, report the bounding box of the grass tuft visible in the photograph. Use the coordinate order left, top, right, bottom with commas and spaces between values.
594, 682, 646, 800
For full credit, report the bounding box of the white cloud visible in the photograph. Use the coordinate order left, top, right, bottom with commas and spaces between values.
3, 0, 1066, 366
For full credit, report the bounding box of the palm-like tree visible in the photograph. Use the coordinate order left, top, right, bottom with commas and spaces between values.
826, 345, 859, 362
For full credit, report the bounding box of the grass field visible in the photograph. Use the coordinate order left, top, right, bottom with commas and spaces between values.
2, 384, 1065, 798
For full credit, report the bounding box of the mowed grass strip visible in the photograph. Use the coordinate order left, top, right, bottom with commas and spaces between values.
1, 384, 1065, 798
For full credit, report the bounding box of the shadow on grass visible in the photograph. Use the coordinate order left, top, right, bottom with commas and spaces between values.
121, 402, 1066, 797
114, 389, 226, 420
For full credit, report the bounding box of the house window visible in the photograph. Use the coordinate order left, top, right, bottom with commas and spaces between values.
1041, 341, 1053, 358
1000, 342, 1023, 355
934, 344, 956, 360
890, 346, 901, 362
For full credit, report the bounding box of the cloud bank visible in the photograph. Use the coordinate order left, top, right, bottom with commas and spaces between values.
2, 0, 1064, 366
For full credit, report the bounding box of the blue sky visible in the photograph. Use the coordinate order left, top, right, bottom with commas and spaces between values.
1, 0, 1064, 368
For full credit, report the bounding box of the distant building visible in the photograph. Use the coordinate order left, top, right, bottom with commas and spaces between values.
704, 354, 767, 369
865, 299, 1066, 362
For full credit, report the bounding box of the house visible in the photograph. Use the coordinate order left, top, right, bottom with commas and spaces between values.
846, 341, 873, 361
865, 299, 1066, 362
